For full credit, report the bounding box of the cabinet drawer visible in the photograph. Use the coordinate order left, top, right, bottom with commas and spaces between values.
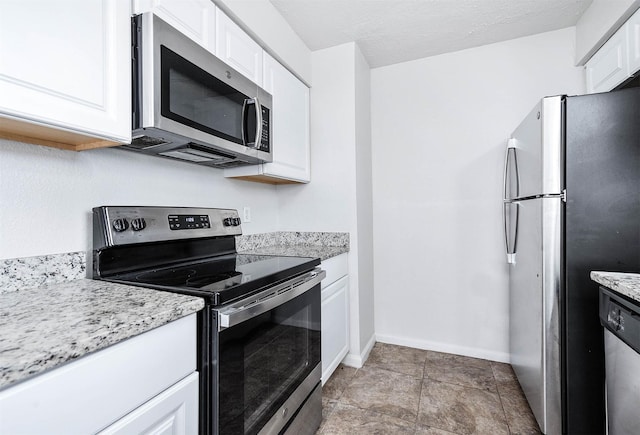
0, 314, 197, 435
321, 253, 348, 289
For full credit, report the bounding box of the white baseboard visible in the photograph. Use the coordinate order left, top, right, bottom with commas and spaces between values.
341, 333, 377, 368
375, 333, 510, 363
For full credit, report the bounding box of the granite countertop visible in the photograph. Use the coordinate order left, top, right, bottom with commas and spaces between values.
239, 244, 349, 261
0, 279, 204, 390
591, 271, 640, 303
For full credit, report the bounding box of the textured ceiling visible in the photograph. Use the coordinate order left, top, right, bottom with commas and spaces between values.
269, 0, 593, 68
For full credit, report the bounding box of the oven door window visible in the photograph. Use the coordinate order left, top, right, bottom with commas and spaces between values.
217, 286, 320, 434
160, 46, 257, 146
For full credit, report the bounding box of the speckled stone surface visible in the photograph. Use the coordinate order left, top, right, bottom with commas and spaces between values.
240, 245, 348, 261
0, 279, 204, 390
591, 272, 640, 303
236, 231, 349, 252
237, 231, 349, 261
0, 252, 87, 294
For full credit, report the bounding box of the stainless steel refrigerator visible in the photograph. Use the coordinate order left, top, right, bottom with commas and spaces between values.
503, 88, 640, 434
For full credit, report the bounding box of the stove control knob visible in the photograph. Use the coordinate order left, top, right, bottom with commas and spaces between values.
131, 217, 147, 231
223, 217, 233, 227
233, 218, 241, 226
112, 218, 129, 232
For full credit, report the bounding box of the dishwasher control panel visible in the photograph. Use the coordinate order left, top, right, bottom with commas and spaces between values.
599, 286, 640, 355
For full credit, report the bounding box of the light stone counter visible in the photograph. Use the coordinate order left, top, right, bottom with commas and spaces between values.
591, 271, 640, 303
0, 279, 204, 389
237, 231, 349, 261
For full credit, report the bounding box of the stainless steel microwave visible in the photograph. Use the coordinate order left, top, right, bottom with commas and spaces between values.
126, 13, 272, 168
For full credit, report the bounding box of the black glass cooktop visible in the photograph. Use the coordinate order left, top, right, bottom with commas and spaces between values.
107, 254, 319, 306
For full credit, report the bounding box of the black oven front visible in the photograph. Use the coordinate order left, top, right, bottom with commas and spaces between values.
204, 269, 323, 435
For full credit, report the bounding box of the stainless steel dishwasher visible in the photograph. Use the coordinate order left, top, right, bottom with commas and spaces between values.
599, 286, 640, 435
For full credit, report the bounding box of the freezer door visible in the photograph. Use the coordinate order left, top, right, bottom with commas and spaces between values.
509, 196, 562, 435
507, 97, 563, 199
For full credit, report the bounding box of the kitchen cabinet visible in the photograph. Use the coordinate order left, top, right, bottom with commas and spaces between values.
215, 8, 263, 86
0, 0, 131, 150
586, 8, 640, 93
224, 53, 311, 183
627, 8, 640, 73
98, 372, 198, 434
0, 314, 198, 434
133, 0, 216, 53
320, 254, 349, 383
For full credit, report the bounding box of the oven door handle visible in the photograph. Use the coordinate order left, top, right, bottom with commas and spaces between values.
216, 268, 326, 331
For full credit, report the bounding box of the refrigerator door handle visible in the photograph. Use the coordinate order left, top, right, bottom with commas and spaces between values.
504, 202, 519, 264
503, 139, 519, 200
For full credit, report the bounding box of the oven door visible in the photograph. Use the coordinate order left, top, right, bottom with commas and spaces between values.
213, 270, 324, 435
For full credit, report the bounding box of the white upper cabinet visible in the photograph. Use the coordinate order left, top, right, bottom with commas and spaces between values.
0, 0, 131, 149
133, 0, 216, 52
224, 53, 311, 183
215, 8, 263, 86
586, 7, 640, 93
586, 27, 629, 93
627, 8, 640, 73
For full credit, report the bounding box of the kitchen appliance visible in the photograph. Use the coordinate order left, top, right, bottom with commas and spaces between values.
92, 206, 324, 435
599, 285, 640, 435
127, 13, 272, 168
503, 88, 640, 434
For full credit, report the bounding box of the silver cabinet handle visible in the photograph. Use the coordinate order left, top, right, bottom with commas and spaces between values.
216, 269, 326, 331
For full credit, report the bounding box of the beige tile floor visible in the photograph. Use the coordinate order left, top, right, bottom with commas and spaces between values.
318, 343, 541, 435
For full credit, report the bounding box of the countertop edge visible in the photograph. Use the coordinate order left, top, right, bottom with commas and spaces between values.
591, 271, 640, 304
0, 280, 205, 390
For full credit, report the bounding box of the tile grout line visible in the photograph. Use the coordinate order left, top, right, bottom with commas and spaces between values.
491, 362, 514, 435
414, 357, 427, 433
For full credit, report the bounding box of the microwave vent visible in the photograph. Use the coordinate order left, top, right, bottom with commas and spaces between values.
129, 135, 170, 149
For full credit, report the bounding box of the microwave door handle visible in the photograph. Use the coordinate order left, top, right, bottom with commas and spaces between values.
241, 98, 249, 146
251, 96, 262, 149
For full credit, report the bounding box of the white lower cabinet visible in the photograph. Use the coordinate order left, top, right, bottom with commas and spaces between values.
0, 314, 198, 435
320, 254, 349, 384
321, 276, 349, 384
99, 372, 199, 435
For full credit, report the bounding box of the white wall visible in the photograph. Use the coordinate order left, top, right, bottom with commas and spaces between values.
354, 46, 375, 356
0, 140, 279, 260
575, 0, 640, 65
214, 0, 312, 83
277, 42, 375, 365
371, 27, 585, 362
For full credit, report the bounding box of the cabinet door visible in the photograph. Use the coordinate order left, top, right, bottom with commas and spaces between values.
262, 53, 311, 182
133, 0, 216, 52
0, 0, 130, 143
321, 276, 349, 384
627, 8, 640, 74
215, 8, 263, 85
585, 26, 630, 93
98, 372, 199, 435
